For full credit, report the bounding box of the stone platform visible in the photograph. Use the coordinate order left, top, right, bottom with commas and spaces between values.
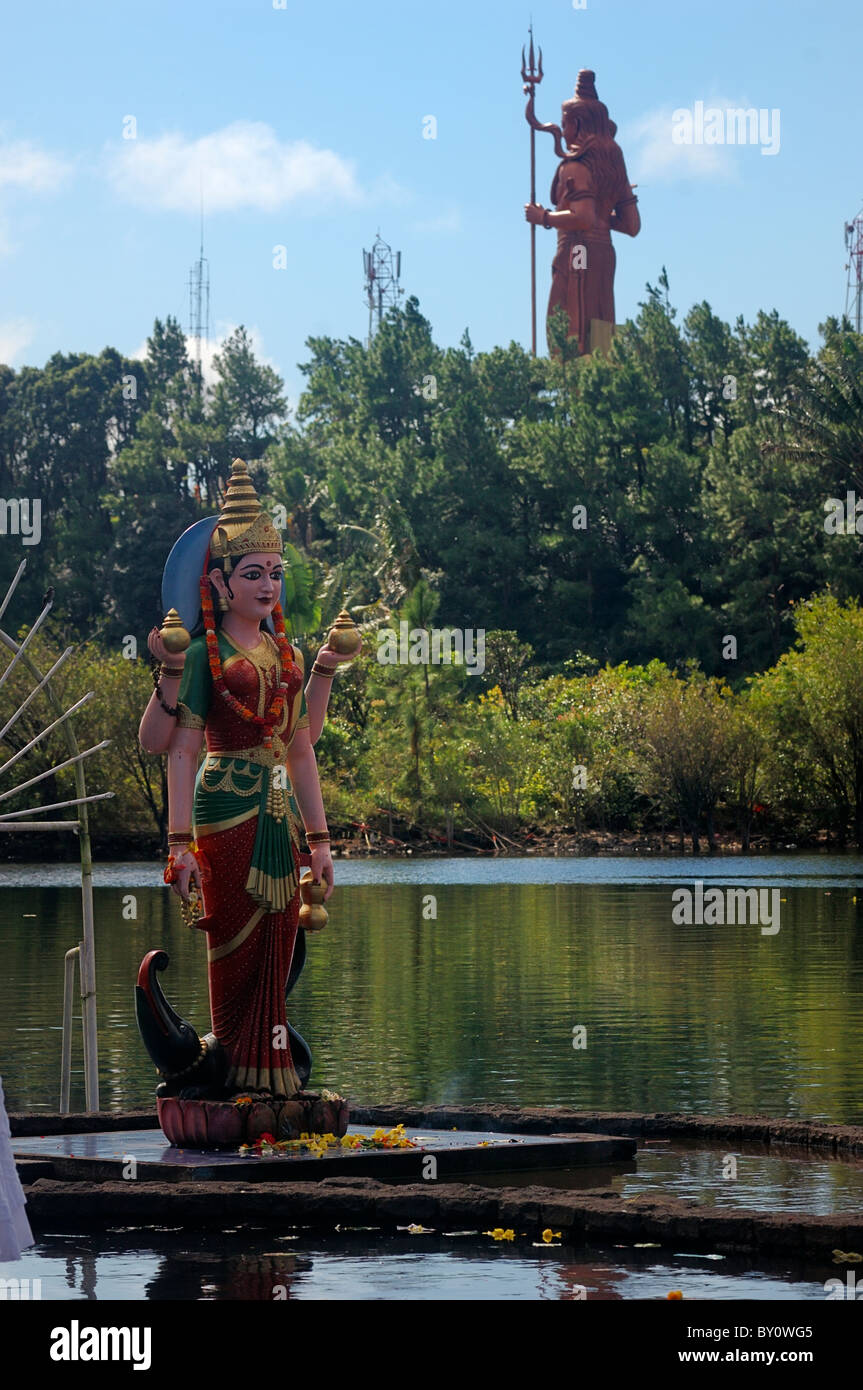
11, 1124, 636, 1185
12, 1107, 863, 1260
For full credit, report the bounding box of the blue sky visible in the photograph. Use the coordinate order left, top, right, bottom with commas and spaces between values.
1, 0, 860, 408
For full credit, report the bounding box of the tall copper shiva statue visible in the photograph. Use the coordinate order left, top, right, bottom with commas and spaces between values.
135, 459, 360, 1148
522, 46, 641, 357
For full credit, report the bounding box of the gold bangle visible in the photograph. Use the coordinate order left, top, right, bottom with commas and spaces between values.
168, 831, 193, 844
311, 662, 337, 678
305, 830, 331, 844
161, 666, 184, 679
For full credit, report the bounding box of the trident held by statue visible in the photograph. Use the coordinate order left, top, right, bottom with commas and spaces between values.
521, 28, 569, 356
521, 27, 543, 357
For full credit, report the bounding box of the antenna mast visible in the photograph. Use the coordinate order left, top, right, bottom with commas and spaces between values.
188, 195, 210, 389
362, 232, 403, 346
845, 207, 863, 333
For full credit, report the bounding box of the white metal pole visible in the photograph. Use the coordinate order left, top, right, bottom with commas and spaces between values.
80, 864, 99, 1113
60, 946, 79, 1113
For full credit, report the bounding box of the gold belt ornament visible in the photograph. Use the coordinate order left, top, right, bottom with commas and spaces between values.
204, 740, 286, 769
201, 756, 264, 798
199, 752, 302, 843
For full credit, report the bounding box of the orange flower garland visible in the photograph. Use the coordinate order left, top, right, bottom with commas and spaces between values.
199, 573, 302, 751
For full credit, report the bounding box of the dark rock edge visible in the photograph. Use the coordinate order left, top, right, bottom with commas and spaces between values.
17, 1176, 863, 1258
10, 1104, 863, 1154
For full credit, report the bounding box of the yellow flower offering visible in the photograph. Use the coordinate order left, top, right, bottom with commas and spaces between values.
236, 1119, 417, 1159
542, 1229, 561, 1243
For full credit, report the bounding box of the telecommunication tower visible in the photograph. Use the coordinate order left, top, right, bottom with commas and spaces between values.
363, 232, 403, 344
188, 208, 210, 387
844, 207, 863, 333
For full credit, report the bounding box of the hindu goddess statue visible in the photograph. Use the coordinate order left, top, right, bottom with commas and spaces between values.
135, 459, 356, 1145
524, 69, 641, 356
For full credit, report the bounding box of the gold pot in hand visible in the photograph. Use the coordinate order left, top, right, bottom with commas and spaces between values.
160, 608, 191, 655
299, 869, 328, 933
326, 609, 361, 657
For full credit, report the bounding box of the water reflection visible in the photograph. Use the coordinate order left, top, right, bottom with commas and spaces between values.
616, 1141, 863, 1214
66, 1249, 97, 1299
1, 861, 862, 1123
0, 1231, 832, 1301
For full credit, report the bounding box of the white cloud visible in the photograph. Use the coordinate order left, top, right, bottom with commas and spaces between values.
371, 172, 412, 207
0, 317, 36, 365
106, 120, 367, 213
194, 321, 283, 389
131, 322, 281, 392
0, 138, 72, 256
624, 103, 743, 183
411, 207, 462, 236
0, 138, 72, 193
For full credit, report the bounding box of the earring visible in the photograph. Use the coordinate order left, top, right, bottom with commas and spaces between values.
218, 595, 229, 613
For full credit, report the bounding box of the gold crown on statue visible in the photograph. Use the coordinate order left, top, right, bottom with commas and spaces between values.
209, 459, 283, 569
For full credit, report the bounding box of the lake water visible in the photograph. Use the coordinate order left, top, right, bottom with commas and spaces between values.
3, 853, 862, 1301
2, 853, 862, 1122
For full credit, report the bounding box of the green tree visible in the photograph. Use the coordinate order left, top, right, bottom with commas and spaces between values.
482, 630, 534, 721
639, 669, 734, 851
5, 348, 143, 628
750, 593, 863, 846
211, 326, 287, 463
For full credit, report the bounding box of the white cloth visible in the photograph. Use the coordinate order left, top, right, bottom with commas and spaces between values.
0, 1074, 33, 1261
